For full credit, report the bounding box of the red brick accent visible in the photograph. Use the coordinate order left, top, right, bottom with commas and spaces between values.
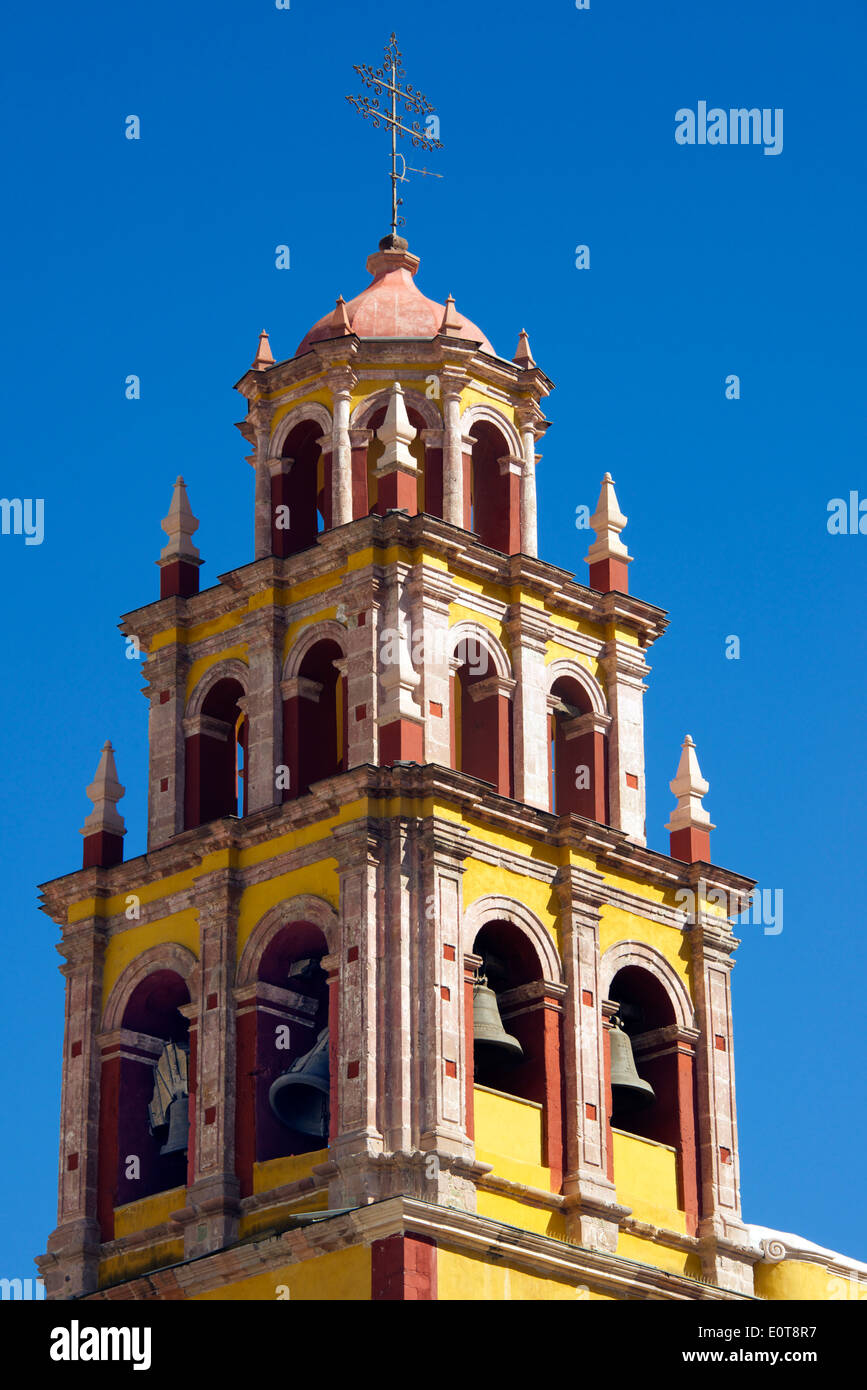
588, 556, 630, 594
206, 993, 218, 1011
371, 1234, 437, 1301
582, 989, 593, 1007
440, 986, 450, 1001
378, 466, 418, 514
358, 610, 366, 626
720, 1146, 732, 1165
159, 690, 170, 704
160, 777, 169, 792
625, 772, 639, 789
347, 946, 359, 963
670, 825, 711, 863
443, 944, 456, 962
347, 1061, 359, 1079
67, 1152, 79, 1172
715, 1035, 726, 1051
160, 558, 200, 599
444, 1059, 457, 1079
379, 718, 424, 764
355, 704, 367, 722
71, 1040, 82, 1058
585, 1103, 597, 1121
82, 830, 124, 870
204, 1106, 217, 1126
429, 701, 443, 717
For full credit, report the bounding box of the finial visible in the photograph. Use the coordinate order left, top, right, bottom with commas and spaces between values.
81, 741, 126, 868
251, 329, 275, 371
347, 33, 444, 240
513, 329, 536, 369
158, 477, 203, 599
666, 735, 716, 863
328, 295, 353, 337
439, 294, 463, 335
375, 382, 418, 514
584, 472, 633, 593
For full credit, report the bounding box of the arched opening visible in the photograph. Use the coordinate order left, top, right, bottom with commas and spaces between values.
365, 402, 431, 516
99, 970, 191, 1235
273, 419, 327, 557
549, 675, 609, 823
466, 421, 520, 554
470, 920, 563, 1187
235, 923, 331, 1196
606, 964, 700, 1230
450, 638, 513, 797
282, 639, 346, 800
184, 677, 247, 828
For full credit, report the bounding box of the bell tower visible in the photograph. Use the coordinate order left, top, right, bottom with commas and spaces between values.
41, 207, 862, 1302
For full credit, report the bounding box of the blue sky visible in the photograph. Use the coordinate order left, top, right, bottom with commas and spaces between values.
1, 0, 864, 1276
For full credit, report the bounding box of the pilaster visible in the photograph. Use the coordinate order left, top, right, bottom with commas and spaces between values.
598, 638, 649, 844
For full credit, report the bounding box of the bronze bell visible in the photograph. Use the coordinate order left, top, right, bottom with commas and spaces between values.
609, 1017, 655, 1113
269, 1027, 330, 1137
473, 977, 523, 1061
160, 1095, 189, 1155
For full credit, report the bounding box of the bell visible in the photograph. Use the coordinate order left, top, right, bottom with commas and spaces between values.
269, 1027, 330, 1137
473, 979, 523, 1061
610, 1017, 655, 1113
160, 1094, 189, 1155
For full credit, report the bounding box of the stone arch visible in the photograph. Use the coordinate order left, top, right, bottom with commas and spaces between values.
351, 388, 441, 432
447, 621, 512, 680
236, 896, 339, 986
600, 940, 695, 1030
102, 943, 199, 1033
546, 658, 609, 717
462, 894, 563, 984
270, 401, 333, 459
460, 403, 523, 459
283, 621, 348, 680
185, 658, 250, 718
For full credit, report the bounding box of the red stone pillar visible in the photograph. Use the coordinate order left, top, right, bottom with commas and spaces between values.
498, 453, 523, 554
499, 982, 567, 1192
420, 430, 444, 516
349, 428, 371, 518
371, 1234, 437, 1300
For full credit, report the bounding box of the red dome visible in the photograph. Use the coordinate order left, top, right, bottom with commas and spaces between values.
294, 244, 495, 357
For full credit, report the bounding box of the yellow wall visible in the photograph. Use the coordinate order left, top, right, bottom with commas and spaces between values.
755, 1259, 867, 1302
192, 1245, 371, 1301
613, 1128, 686, 1234
437, 1246, 612, 1300
113, 1186, 186, 1239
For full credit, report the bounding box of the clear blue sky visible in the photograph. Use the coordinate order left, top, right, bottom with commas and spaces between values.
1, 0, 864, 1278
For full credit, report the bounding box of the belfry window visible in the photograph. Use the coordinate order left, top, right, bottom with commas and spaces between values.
549, 676, 609, 823
450, 641, 513, 797
466, 421, 520, 554
272, 420, 327, 558
98, 970, 191, 1237
183, 678, 247, 828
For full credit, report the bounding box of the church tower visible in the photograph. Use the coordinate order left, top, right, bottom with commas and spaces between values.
36, 224, 862, 1303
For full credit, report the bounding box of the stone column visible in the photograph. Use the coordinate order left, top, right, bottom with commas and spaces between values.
329, 368, 356, 527
250, 401, 275, 560
145, 643, 189, 849
377, 561, 424, 763
39, 920, 107, 1298
504, 605, 550, 810
689, 910, 753, 1292
555, 868, 627, 1252
328, 822, 384, 1207
598, 639, 649, 844
441, 373, 466, 528
517, 408, 540, 558
267, 454, 292, 558
406, 567, 453, 767
181, 870, 241, 1260
241, 609, 285, 814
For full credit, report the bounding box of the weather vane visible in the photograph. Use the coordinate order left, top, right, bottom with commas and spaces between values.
347, 32, 444, 240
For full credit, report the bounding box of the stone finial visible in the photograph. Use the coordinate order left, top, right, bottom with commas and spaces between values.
584, 472, 633, 593
666, 735, 716, 863
158, 476, 203, 599
439, 294, 463, 335
251, 329, 275, 370
375, 382, 418, 513
513, 328, 536, 369
81, 741, 126, 868
331, 295, 352, 335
